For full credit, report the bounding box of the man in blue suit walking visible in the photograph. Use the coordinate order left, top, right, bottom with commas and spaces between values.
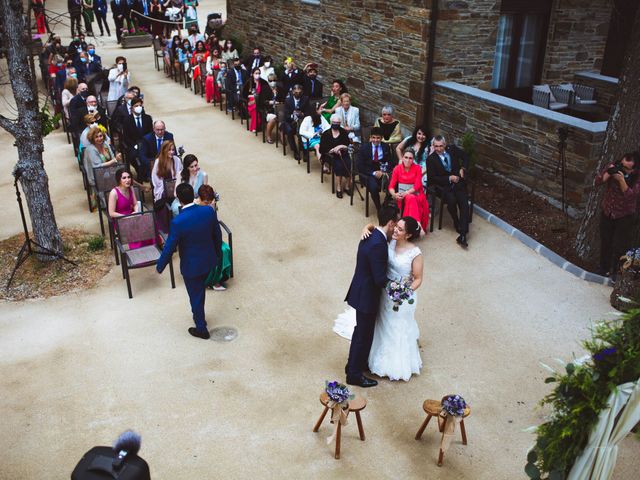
345, 205, 398, 387
157, 184, 223, 339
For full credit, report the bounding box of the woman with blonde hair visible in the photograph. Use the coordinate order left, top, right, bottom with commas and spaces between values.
151, 140, 182, 203
61, 76, 78, 121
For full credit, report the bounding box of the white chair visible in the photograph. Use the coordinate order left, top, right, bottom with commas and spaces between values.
559, 83, 597, 106
532, 85, 569, 111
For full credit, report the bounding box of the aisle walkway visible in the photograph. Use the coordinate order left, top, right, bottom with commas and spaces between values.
0, 2, 636, 478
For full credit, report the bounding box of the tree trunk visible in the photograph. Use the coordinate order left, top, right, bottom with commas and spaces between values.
0, 0, 63, 258
574, 6, 640, 262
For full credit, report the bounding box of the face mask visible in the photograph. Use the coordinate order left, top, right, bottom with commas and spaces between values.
77, 48, 83, 53
88, 49, 95, 55
80, 90, 89, 98
117, 64, 124, 72
331, 124, 340, 130
87, 105, 97, 112
220, 66, 227, 72
264, 62, 271, 68
133, 106, 143, 114
269, 81, 276, 88
80, 57, 87, 63
234, 65, 241, 70
253, 74, 260, 80
70, 73, 77, 79
90, 122, 98, 128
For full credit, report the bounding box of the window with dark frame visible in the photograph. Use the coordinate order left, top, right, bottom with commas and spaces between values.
491, 0, 552, 100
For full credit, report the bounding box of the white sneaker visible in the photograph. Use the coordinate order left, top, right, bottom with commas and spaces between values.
213, 284, 226, 291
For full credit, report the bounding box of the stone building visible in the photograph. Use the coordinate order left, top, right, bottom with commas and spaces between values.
225, 0, 635, 211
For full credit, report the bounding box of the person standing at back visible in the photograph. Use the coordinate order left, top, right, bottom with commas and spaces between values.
157, 184, 223, 340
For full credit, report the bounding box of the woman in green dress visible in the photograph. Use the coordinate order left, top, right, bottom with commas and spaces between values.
197, 184, 232, 291
321, 79, 347, 122
82, 0, 94, 35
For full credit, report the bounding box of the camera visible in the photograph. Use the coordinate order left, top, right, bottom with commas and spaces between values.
607, 163, 622, 175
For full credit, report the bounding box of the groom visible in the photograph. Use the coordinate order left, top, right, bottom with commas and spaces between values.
345, 205, 398, 387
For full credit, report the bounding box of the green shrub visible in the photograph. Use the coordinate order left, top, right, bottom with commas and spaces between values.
87, 236, 106, 252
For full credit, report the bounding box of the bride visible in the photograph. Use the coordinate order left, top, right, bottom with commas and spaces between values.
335, 216, 424, 381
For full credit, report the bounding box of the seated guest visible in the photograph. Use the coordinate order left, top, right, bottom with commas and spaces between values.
170, 154, 208, 216
299, 106, 330, 171
396, 125, 430, 191
198, 184, 232, 291
151, 140, 182, 204
80, 113, 111, 149
241, 67, 270, 133
205, 32, 221, 53
243, 46, 264, 72
279, 57, 304, 94
178, 39, 194, 74
140, 120, 175, 183
205, 47, 222, 103
426, 135, 471, 247
264, 74, 285, 144
186, 24, 204, 47
320, 114, 352, 198
388, 149, 429, 233
215, 60, 228, 100
334, 93, 361, 143
225, 58, 248, 113
83, 127, 121, 196
86, 44, 102, 73
61, 76, 78, 122
259, 55, 275, 82
192, 41, 209, 84
122, 97, 153, 180
374, 105, 403, 145
108, 167, 153, 250
55, 60, 76, 93
303, 64, 323, 99
320, 79, 346, 122
69, 82, 89, 133
168, 34, 182, 74
221, 39, 239, 67
107, 56, 130, 101
73, 94, 108, 134
73, 51, 90, 82
110, 87, 139, 137
282, 84, 310, 160
357, 127, 395, 212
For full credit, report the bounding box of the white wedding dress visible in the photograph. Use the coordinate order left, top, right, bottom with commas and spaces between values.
333, 240, 423, 381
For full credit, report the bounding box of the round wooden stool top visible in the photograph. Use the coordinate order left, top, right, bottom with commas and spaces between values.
422, 399, 470, 418
320, 392, 367, 412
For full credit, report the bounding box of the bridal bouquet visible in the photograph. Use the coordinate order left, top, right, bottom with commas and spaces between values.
386, 278, 414, 312
441, 394, 468, 417
325, 381, 354, 404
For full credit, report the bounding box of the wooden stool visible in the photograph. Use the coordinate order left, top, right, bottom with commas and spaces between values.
313, 392, 367, 459
415, 396, 470, 466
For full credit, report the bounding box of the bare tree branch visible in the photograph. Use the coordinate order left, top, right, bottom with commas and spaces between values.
0, 113, 20, 137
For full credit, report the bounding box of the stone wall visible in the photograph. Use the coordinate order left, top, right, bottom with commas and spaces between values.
432, 81, 606, 209
574, 71, 619, 116
224, 0, 431, 128
432, 0, 500, 90
541, 0, 611, 84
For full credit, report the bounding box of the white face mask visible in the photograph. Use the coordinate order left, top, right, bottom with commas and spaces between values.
133, 106, 143, 114
264, 62, 271, 68
117, 64, 124, 72
87, 105, 97, 112
90, 122, 98, 128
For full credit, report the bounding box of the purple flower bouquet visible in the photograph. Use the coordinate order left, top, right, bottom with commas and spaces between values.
442, 394, 467, 417
386, 278, 414, 312
325, 380, 354, 404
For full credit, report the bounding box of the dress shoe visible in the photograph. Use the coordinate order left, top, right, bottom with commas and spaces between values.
188, 327, 210, 339
336, 191, 343, 199
344, 188, 352, 196
346, 375, 378, 388
456, 234, 468, 248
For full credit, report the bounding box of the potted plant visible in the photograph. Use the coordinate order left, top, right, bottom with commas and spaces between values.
121, 25, 153, 49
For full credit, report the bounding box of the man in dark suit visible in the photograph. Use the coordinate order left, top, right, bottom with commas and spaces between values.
72, 94, 108, 133
303, 66, 323, 100
140, 120, 175, 179
122, 97, 153, 180
243, 46, 264, 72
69, 83, 90, 133
111, 0, 129, 44
279, 59, 304, 94
345, 205, 398, 387
426, 134, 471, 247
225, 58, 248, 113
282, 84, 310, 160
157, 184, 223, 340
357, 127, 396, 212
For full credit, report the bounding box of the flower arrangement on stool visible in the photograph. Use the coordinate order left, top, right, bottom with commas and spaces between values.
313, 380, 367, 459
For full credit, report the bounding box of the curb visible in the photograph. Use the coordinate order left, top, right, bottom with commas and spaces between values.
473, 205, 613, 286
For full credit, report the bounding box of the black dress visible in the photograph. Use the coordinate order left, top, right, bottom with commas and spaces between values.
320, 128, 351, 176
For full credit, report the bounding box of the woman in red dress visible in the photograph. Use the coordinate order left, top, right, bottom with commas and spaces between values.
388, 150, 430, 233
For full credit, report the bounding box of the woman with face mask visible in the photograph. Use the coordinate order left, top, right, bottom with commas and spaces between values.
107, 56, 130, 101
205, 48, 222, 103
242, 68, 271, 133
191, 40, 209, 88
264, 74, 285, 144
221, 39, 239, 67
259, 56, 275, 82
320, 114, 352, 198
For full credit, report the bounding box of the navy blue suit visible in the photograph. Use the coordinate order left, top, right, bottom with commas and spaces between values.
345, 228, 389, 378
156, 204, 223, 331
357, 142, 394, 210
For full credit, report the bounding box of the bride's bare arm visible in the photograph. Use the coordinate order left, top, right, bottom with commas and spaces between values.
410, 254, 424, 291
360, 223, 375, 240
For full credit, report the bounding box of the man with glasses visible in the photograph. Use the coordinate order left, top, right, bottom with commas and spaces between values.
140, 121, 175, 183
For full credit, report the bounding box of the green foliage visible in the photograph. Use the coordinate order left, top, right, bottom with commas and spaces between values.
460, 131, 478, 170
40, 104, 60, 137
86, 235, 106, 252
526, 309, 640, 479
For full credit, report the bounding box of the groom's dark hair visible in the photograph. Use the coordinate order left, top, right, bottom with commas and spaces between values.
378, 205, 398, 226
176, 183, 195, 205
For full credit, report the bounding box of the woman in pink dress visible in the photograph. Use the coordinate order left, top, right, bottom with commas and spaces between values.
388, 150, 430, 232
108, 168, 151, 249
205, 47, 222, 103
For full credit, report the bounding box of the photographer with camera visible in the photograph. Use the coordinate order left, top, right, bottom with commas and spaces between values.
596, 152, 640, 278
